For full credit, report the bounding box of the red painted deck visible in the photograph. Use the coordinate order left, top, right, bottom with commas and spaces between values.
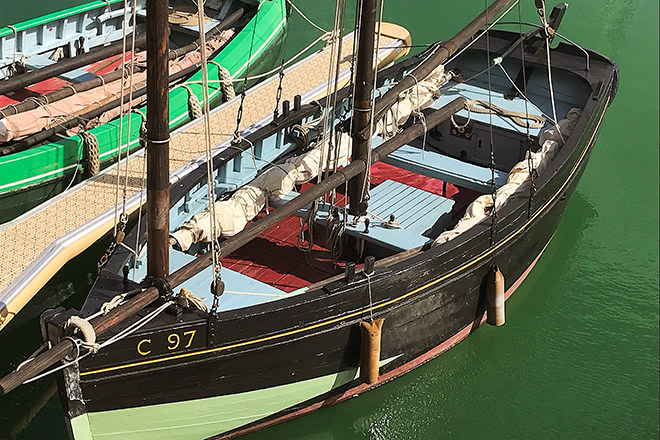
221, 162, 483, 292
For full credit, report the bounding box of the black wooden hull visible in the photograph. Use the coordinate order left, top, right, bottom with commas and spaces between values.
49, 31, 618, 440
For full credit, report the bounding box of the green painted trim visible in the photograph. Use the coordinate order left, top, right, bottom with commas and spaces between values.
69, 413, 94, 440
76, 370, 359, 439
0, 0, 287, 195
0, 0, 124, 38
71, 356, 398, 440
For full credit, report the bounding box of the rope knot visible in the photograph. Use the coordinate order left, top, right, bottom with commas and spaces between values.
177, 288, 209, 312
65, 316, 100, 353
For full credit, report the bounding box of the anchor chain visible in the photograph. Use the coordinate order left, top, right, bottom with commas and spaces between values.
273, 60, 285, 119
97, 214, 128, 272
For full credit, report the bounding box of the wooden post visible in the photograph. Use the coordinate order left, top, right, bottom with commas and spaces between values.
348, 0, 378, 217
146, 0, 170, 278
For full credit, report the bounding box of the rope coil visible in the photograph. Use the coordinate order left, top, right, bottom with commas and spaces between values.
181, 84, 203, 120
465, 99, 546, 128
65, 316, 100, 353
80, 130, 101, 177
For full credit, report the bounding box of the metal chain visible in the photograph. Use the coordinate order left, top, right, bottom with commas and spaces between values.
234, 88, 246, 140
520, 2, 536, 218
486, 0, 498, 247
273, 60, 285, 119
97, 213, 128, 272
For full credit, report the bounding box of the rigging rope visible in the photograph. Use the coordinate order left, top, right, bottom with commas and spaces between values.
286, 0, 328, 33
196, 0, 224, 313
21, 300, 174, 386
494, 63, 558, 126
359, 0, 385, 206
317, 0, 346, 186
464, 99, 546, 128
183, 32, 331, 90
445, 0, 520, 66
537, 0, 564, 142
519, 2, 536, 217
113, 0, 139, 244
486, 0, 498, 248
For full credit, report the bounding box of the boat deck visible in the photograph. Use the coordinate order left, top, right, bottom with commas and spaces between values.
168, 162, 479, 312
0, 31, 406, 329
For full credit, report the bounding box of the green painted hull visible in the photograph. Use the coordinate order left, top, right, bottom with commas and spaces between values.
68, 357, 397, 440
71, 368, 359, 440
0, 0, 288, 222
0, 0, 125, 39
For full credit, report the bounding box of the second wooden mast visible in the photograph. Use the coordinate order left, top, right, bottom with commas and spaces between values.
146, 0, 170, 278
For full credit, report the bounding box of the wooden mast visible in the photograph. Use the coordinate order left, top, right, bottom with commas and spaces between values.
146, 0, 170, 278
348, 0, 378, 217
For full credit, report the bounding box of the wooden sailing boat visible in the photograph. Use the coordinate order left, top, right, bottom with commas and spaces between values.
0, 0, 618, 439
0, 0, 288, 223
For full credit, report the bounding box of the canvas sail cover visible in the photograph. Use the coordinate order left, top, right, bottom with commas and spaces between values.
0, 32, 233, 142
170, 132, 353, 251
433, 108, 582, 245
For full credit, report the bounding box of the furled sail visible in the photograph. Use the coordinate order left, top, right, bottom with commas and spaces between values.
433, 108, 582, 245
170, 132, 353, 251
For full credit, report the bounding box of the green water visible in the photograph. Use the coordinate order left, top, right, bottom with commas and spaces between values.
0, 1, 658, 439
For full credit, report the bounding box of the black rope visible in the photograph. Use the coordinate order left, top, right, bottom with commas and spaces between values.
486, 0, 498, 247
519, 2, 536, 218
233, 15, 259, 139
297, 200, 318, 255
326, 207, 345, 260
273, 59, 285, 119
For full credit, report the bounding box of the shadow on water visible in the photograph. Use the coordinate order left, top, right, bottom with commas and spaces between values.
512, 189, 598, 299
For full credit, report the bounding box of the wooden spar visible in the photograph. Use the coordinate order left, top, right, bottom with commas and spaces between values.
0, 34, 147, 97
348, 0, 378, 217
0, 97, 465, 396
0, 65, 144, 119
0, 65, 196, 157
367, 0, 514, 130
146, 0, 170, 278
0, 285, 160, 396
0, 8, 245, 119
